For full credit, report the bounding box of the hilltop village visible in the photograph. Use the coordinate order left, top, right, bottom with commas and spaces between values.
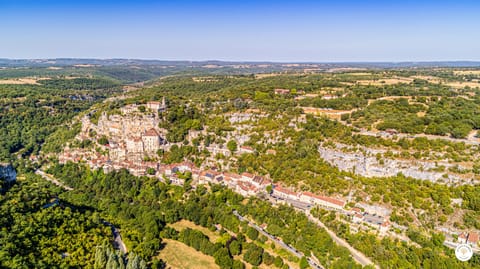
58, 99, 480, 251
3, 63, 480, 268
59, 101, 395, 232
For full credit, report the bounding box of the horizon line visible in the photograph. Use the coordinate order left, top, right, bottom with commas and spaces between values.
3, 58, 480, 64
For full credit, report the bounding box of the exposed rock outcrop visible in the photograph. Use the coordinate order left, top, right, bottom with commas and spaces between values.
319, 143, 477, 185
0, 163, 16, 182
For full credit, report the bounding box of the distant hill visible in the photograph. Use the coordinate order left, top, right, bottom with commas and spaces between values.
2, 58, 480, 83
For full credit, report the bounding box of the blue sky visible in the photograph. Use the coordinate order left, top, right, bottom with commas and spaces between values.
1, 0, 479, 61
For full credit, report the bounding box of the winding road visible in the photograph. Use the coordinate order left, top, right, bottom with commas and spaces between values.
35, 169, 127, 254
35, 169, 74, 191
233, 210, 324, 269
103, 221, 128, 254
305, 210, 379, 268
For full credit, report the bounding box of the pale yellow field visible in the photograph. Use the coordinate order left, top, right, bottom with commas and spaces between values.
327, 67, 367, 72
0, 78, 41, 85
255, 73, 283, 79
168, 220, 220, 242
445, 81, 480, 88
157, 239, 219, 269
453, 70, 480, 75
355, 77, 413, 85
411, 75, 443, 83
345, 72, 374, 76
302, 107, 353, 120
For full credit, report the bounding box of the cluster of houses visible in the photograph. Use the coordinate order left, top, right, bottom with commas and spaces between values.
271, 184, 395, 233
156, 162, 273, 196
272, 184, 346, 211
349, 207, 391, 233
60, 140, 396, 234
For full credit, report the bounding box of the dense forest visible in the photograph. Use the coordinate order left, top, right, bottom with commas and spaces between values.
47, 161, 362, 268
0, 175, 111, 268
0, 78, 121, 162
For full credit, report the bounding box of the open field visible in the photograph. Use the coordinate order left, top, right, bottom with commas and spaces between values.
0, 78, 41, 84
453, 70, 480, 75
168, 220, 220, 242
444, 81, 480, 88
157, 239, 219, 269
355, 77, 414, 85
255, 73, 284, 79
344, 72, 373, 76
302, 107, 353, 120
411, 75, 443, 83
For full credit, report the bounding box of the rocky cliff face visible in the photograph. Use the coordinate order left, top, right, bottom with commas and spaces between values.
0, 163, 16, 182
318, 144, 477, 185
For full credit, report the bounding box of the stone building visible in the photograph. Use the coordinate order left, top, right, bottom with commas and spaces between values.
146, 97, 166, 112
126, 137, 144, 153
142, 128, 162, 153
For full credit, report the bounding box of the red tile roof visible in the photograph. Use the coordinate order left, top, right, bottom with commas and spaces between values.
240, 146, 254, 151
302, 191, 345, 207
354, 213, 364, 219
241, 172, 254, 178
273, 185, 298, 196
468, 232, 479, 243
144, 128, 160, 137
224, 172, 241, 179
381, 221, 391, 227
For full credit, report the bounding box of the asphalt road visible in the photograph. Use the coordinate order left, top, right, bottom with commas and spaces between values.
35, 170, 128, 254
272, 195, 377, 267
103, 221, 128, 254
35, 169, 74, 191
233, 210, 324, 269
305, 210, 379, 268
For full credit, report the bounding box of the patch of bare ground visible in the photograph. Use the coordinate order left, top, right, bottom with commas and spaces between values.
254, 73, 283, 79
445, 81, 480, 88
453, 70, 480, 76
157, 239, 219, 269
356, 77, 414, 85
0, 78, 41, 85
168, 220, 220, 242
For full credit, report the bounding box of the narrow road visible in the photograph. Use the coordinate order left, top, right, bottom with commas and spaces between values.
233, 210, 324, 269
444, 241, 479, 254
35, 169, 74, 191
35, 170, 128, 254
305, 210, 379, 269
103, 221, 128, 254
